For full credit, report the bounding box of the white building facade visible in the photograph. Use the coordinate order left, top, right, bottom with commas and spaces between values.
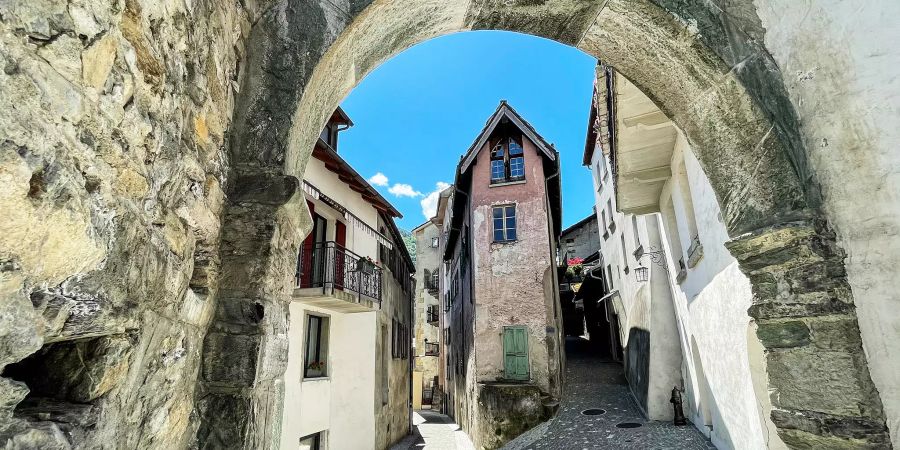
279, 110, 413, 450
585, 65, 787, 450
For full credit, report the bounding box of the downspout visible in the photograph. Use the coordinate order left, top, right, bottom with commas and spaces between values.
450, 185, 470, 424
543, 159, 563, 399
408, 273, 414, 434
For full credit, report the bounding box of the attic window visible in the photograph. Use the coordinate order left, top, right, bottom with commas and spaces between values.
490, 137, 525, 184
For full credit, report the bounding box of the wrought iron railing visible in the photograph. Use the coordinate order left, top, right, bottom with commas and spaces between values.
296, 241, 382, 303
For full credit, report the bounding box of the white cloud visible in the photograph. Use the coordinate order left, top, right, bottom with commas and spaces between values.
388, 183, 423, 198
420, 182, 452, 219
368, 172, 389, 186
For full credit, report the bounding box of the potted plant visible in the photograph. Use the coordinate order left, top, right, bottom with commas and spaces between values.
306, 360, 327, 377
357, 256, 376, 275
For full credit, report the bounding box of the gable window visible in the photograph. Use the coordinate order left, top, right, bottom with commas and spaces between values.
492, 205, 517, 242
490, 137, 525, 184
431, 236, 439, 248
304, 315, 329, 378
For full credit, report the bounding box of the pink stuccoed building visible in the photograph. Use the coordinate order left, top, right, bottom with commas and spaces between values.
437, 101, 564, 449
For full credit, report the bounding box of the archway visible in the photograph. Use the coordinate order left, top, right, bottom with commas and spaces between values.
200, 1, 891, 448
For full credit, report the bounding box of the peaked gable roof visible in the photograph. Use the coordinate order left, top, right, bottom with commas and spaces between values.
460, 100, 557, 174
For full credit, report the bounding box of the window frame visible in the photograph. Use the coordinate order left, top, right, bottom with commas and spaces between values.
299, 432, 322, 450
490, 136, 526, 184
303, 314, 329, 379
492, 205, 518, 243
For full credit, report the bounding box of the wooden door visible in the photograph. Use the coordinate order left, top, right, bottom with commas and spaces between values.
503, 326, 529, 381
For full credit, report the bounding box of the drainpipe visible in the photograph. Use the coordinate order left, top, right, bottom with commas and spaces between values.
544, 159, 563, 398
408, 273, 414, 434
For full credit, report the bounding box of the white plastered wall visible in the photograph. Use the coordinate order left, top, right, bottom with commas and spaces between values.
280, 303, 377, 450
592, 130, 786, 448
754, 3, 900, 444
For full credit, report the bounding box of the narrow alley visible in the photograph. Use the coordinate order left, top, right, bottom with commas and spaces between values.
398, 337, 714, 449
505, 337, 714, 450
392, 411, 476, 450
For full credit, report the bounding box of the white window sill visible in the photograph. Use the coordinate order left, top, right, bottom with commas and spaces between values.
303, 376, 330, 382
489, 179, 526, 188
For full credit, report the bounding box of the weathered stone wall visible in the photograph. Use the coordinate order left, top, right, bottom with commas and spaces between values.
0, 0, 263, 447
560, 216, 601, 261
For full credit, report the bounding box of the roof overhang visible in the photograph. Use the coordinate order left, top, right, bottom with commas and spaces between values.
459, 101, 557, 174
312, 140, 401, 217
607, 73, 678, 215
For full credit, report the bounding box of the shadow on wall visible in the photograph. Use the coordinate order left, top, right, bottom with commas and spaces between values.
624, 328, 650, 414
686, 336, 733, 448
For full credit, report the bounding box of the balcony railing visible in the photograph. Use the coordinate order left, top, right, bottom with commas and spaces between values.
296, 241, 382, 303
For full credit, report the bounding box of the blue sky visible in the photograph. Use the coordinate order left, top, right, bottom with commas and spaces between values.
337, 31, 597, 231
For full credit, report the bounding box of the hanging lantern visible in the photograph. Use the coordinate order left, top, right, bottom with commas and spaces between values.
635, 265, 649, 282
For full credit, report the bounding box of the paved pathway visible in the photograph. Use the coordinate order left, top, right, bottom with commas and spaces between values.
504, 337, 715, 450
391, 410, 476, 450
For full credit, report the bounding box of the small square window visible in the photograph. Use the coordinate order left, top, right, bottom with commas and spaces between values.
304, 315, 329, 378
431, 236, 439, 248
492, 205, 517, 242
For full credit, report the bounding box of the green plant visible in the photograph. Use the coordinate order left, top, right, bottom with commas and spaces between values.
571, 264, 583, 277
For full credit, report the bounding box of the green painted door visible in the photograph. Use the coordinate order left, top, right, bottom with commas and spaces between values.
503, 326, 529, 380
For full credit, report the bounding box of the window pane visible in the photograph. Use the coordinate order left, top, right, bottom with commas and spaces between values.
491, 144, 505, 159
494, 229, 505, 242
493, 207, 503, 218
507, 228, 517, 241
306, 317, 319, 362
506, 206, 516, 217
493, 218, 503, 233
510, 157, 524, 177
508, 139, 523, 155
506, 217, 516, 229
491, 160, 504, 180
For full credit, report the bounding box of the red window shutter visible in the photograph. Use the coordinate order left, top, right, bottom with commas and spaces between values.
334, 221, 346, 289
335, 221, 346, 247
299, 201, 316, 287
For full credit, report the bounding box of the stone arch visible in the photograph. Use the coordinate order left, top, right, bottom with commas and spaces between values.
203, 0, 890, 448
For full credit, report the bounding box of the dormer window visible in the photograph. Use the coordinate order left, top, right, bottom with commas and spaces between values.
320, 124, 336, 149
490, 137, 525, 184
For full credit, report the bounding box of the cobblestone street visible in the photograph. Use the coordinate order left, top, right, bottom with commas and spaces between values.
504, 337, 715, 450
392, 410, 476, 450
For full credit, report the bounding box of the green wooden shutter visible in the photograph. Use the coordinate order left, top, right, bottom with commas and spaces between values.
503, 326, 529, 380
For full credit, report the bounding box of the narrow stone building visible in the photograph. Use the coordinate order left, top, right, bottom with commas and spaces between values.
411, 219, 443, 410
439, 101, 564, 449
559, 214, 602, 262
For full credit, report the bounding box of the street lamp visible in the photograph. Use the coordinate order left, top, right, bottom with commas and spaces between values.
635, 265, 649, 282
634, 246, 668, 282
